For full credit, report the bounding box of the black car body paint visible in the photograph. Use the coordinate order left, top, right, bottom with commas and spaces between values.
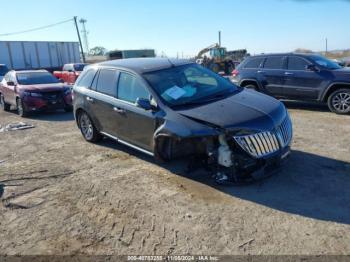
73, 58, 293, 183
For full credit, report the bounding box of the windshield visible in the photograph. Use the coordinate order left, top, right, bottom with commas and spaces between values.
0, 65, 9, 76
74, 63, 87, 71
143, 64, 237, 108
16, 72, 60, 85
310, 55, 342, 70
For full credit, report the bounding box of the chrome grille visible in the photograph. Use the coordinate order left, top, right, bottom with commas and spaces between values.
234, 115, 292, 158
275, 115, 293, 147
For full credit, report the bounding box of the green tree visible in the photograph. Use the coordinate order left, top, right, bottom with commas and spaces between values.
89, 46, 107, 56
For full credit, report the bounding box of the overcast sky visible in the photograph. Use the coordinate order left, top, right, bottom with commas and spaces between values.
0, 0, 349, 57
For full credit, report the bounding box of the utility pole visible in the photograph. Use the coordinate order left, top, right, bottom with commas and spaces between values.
79, 18, 89, 56
218, 31, 221, 47
73, 16, 85, 63
325, 38, 328, 55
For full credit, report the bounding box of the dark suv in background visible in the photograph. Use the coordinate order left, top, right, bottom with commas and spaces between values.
232, 53, 350, 114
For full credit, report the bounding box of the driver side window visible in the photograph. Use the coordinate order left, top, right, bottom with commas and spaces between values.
117, 72, 150, 103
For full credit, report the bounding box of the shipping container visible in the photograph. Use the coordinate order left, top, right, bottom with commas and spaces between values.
0, 41, 81, 72
107, 49, 155, 60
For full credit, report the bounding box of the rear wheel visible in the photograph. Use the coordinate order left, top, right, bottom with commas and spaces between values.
327, 89, 350, 114
16, 98, 28, 117
78, 111, 102, 142
0, 94, 11, 111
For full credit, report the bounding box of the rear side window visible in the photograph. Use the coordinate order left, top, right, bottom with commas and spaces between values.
117, 73, 149, 103
96, 69, 118, 96
244, 58, 264, 69
264, 56, 284, 69
287, 56, 310, 70
76, 69, 96, 88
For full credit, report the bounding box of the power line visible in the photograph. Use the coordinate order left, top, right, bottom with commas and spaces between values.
0, 18, 74, 37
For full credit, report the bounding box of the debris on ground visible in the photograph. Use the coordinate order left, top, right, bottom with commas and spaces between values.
0, 122, 35, 132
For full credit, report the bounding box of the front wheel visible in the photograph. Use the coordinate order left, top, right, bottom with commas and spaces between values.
16, 98, 29, 117
327, 89, 350, 114
78, 111, 102, 142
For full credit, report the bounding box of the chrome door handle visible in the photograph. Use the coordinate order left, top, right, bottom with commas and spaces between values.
86, 97, 94, 102
284, 72, 294, 75
257, 70, 265, 74
113, 107, 125, 114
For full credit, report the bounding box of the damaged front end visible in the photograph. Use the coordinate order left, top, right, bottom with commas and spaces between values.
154, 113, 293, 185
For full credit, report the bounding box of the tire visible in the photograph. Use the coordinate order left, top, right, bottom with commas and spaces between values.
327, 89, 350, 114
243, 84, 259, 91
0, 94, 11, 111
16, 98, 29, 117
78, 111, 102, 142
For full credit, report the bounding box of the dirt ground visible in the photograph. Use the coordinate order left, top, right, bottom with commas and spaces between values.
0, 101, 349, 256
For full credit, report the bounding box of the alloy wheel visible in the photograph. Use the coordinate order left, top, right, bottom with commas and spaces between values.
80, 113, 94, 140
332, 92, 350, 113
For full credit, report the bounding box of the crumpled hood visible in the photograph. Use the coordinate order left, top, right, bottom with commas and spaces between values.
177, 89, 287, 133
19, 83, 67, 92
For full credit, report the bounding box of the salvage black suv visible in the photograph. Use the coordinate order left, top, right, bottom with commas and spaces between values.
232, 53, 350, 114
73, 58, 292, 183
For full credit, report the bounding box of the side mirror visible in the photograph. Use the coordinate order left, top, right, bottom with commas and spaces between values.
7, 81, 15, 86
306, 64, 319, 72
58, 79, 64, 83
136, 98, 152, 111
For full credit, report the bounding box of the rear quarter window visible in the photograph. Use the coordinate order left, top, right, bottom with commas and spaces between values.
75, 69, 97, 88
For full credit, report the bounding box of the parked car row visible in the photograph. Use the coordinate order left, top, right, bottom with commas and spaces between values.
1, 55, 348, 184
231, 53, 350, 114
0, 70, 72, 116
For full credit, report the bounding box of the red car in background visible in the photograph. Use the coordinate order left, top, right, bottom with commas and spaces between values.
53, 63, 87, 84
0, 70, 73, 117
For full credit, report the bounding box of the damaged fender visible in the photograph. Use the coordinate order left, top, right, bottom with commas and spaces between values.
153, 112, 221, 161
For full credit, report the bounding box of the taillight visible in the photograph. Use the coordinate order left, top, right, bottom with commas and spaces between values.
232, 69, 239, 77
